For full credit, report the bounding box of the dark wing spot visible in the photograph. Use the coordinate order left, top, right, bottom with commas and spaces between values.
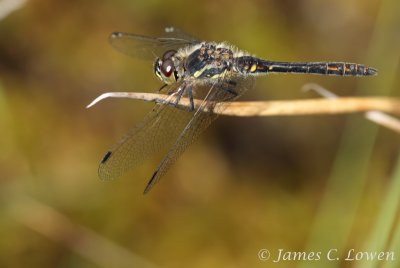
143, 171, 158, 194
101, 151, 112, 164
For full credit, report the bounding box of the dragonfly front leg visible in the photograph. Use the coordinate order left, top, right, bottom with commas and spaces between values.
158, 84, 168, 92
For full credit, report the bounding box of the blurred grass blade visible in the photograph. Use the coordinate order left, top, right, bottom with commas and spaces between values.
358, 156, 400, 268
365, 111, 400, 134
382, 208, 400, 268
304, 83, 400, 134
0, 0, 26, 20
8, 195, 159, 268
299, 0, 400, 267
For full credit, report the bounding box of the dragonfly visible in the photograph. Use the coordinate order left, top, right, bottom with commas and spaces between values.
97, 27, 377, 194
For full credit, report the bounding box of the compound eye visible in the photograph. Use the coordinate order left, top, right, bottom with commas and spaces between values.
162, 49, 177, 60
161, 59, 174, 77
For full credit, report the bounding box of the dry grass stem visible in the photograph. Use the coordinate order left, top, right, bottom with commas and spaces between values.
87, 92, 400, 117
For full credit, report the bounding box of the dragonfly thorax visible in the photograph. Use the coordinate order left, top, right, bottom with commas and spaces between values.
184, 43, 234, 80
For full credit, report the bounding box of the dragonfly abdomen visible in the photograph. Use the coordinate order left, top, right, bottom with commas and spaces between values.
236, 56, 377, 76
235, 56, 268, 74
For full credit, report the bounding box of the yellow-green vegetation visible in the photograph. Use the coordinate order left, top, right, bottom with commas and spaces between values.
0, 0, 399, 267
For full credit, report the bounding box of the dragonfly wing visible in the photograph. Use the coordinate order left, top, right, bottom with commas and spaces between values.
98, 83, 194, 180
109, 31, 199, 60
163, 27, 201, 43
143, 76, 255, 193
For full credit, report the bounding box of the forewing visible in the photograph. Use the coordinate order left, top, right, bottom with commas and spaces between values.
163, 27, 200, 43
143, 76, 255, 193
109, 30, 199, 60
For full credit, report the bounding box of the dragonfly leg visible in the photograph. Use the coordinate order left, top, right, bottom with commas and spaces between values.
158, 84, 168, 92
187, 85, 195, 111
173, 84, 186, 107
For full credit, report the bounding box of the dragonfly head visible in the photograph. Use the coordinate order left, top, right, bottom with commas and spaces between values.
154, 50, 179, 85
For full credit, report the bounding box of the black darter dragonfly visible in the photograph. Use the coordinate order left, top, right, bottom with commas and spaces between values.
97, 27, 377, 194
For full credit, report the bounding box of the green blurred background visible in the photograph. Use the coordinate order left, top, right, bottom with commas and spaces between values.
0, 0, 399, 267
